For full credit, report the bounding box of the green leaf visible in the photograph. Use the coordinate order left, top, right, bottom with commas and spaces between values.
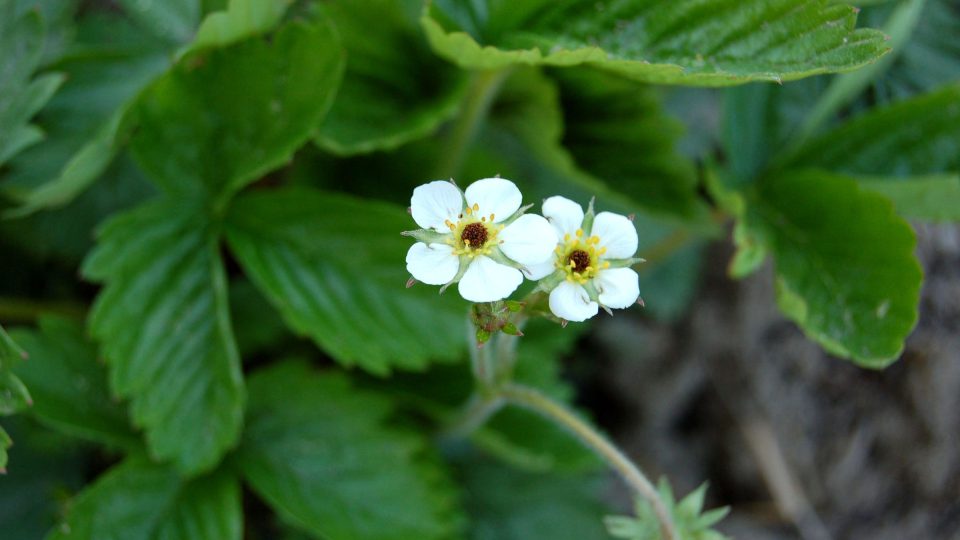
9, 316, 140, 450
422, 0, 889, 86
857, 173, 960, 221
867, 0, 960, 101
721, 83, 780, 186
744, 169, 922, 366
785, 83, 960, 176
605, 480, 729, 540
458, 456, 611, 540
793, 0, 926, 143
189, 0, 292, 52
116, 0, 201, 44
550, 67, 699, 216
238, 361, 461, 540
0, 1, 65, 167
314, 0, 468, 155
0, 324, 31, 416
2, 12, 172, 216
0, 417, 87, 528
82, 199, 244, 474
0, 424, 9, 471
131, 20, 344, 202
47, 460, 241, 540
225, 187, 467, 374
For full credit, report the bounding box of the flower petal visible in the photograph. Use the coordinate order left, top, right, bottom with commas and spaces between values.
596, 268, 640, 309
549, 281, 599, 322
405, 242, 459, 285
522, 257, 557, 280
464, 178, 522, 223
411, 180, 463, 232
591, 211, 638, 259
458, 256, 523, 302
542, 196, 584, 237
499, 214, 559, 265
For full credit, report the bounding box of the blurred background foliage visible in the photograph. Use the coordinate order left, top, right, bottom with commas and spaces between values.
1, 0, 958, 538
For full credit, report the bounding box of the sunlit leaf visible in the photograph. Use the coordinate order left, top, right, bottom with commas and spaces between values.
423, 0, 889, 86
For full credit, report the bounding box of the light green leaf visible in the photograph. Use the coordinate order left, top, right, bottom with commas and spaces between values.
785, 83, 960, 176
857, 173, 960, 221
238, 361, 461, 540
744, 169, 922, 366
458, 456, 610, 540
47, 460, 241, 540
423, 0, 889, 86
225, 187, 467, 374
188, 0, 292, 52
117, 0, 201, 44
0, 324, 31, 416
0, 424, 9, 471
0, 1, 65, 167
9, 317, 140, 450
2, 12, 172, 216
315, 0, 468, 155
605, 480, 729, 540
82, 199, 244, 474
131, 20, 344, 202
550, 67, 699, 216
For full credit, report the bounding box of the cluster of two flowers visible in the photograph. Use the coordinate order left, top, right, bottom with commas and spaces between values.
404, 177, 642, 322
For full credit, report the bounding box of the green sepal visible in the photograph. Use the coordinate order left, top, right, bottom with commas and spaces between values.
402, 228, 450, 244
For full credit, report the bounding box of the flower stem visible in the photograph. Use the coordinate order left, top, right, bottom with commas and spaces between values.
442, 393, 505, 440
433, 68, 512, 180
499, 383, 677, 540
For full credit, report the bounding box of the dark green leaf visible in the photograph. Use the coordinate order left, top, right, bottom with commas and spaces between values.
458, 456, 610, 540
239, 361, 461, 540
0, 1, 65, 167
82, 199, 244, 474
551, 67, 699, 216
225, 187, 467, 374
793, 0, 926, 143
867, 0, 960, 101
48, 460, 241, 540
9, 316, 140, 450
423, 0, 889, 86
721, 83, 780, 186
131, 21, 344, 202
117, 0, 201, 44
189, 0, 292, 52
0, 417, 87, 531
785, 83, 960, 176
744, 169, 922, 366
2, 12, 172, 216
315, 0, 467, 154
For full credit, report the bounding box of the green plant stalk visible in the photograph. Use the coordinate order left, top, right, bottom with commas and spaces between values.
433, 68, 512, 179
499, 383, 677, 540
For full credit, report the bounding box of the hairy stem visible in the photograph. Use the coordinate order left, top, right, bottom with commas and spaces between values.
433, 68, 512, 179
499, 383, 677, 540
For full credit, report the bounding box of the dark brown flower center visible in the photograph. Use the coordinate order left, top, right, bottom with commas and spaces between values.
568, 249, 591, 273
461, 222, 488, 247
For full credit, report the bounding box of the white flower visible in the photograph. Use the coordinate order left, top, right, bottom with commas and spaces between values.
405, 178, 558, 302
528, 196, 641, 322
